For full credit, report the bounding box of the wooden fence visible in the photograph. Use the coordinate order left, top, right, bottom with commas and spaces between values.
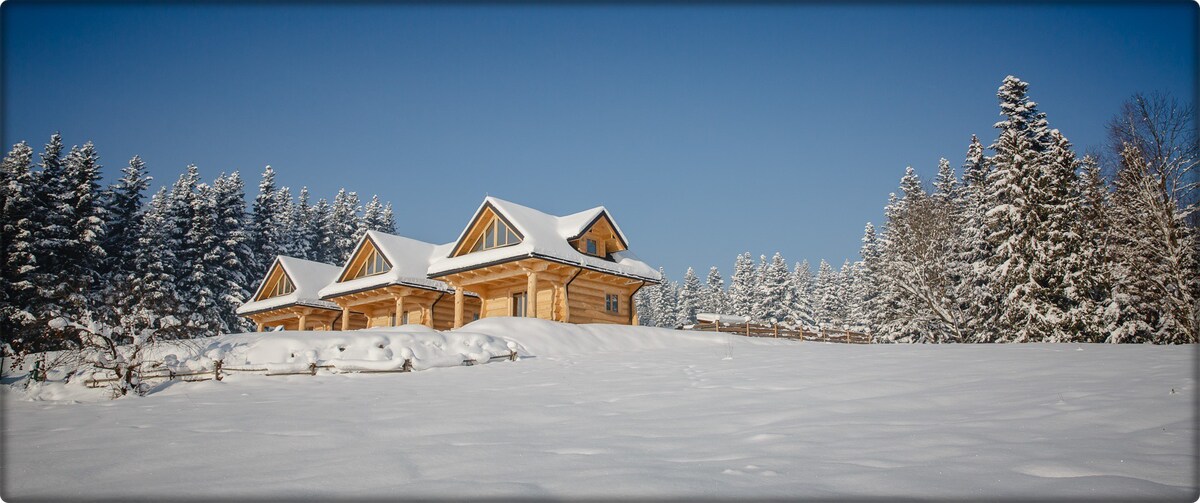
689, 321, 871, 344
83, 350, 518, 389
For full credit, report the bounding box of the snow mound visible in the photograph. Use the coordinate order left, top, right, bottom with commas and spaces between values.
457, 317, 777, 356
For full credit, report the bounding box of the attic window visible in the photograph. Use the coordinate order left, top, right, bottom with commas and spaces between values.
586, 239, 598, 256
268, 275, 295, 298
350, 248, 391, 279
469, 219, 520, 253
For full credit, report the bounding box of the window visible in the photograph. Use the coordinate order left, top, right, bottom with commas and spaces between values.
512, 292, 527, 317
586, 239, 598, 256
469, 218, 520, 253
350, 247, 390, 279
268, 275, 295, 298
605, 294, 619, 314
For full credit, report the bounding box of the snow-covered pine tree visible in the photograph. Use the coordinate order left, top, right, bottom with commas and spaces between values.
273, 186, 300, 258
726, 252, 757, 319
380, 202, 397, 234
958, 136, 996, 341
699, 266, 727, 315
0, 141, 39, 355
326, 189, 363, 263
160, 166, 202, 339
983, 76, 1061, 342
189, 181, 220, 336
812, 259, 842, 330
785, 260, 815, 329
210, 172, 254, 334
123, 187, 182, 342
853, 223, 880, 335
1071, 156, 1117, 342
1038, 129, 1089, 342
650, 269, 679, 328
23, 134, 75, 350
63, 143, 108, 332
633, 284, 655, 326
98, 156, 151, 337
754, 252, 790, 324
288, 187, 315, 260
676, 267, 702, 326
309, 197, 333, 264
361, 195, 396, 234
250, 166, 285, 278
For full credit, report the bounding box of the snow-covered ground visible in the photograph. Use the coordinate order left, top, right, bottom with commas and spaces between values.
3, 319, 1196, 500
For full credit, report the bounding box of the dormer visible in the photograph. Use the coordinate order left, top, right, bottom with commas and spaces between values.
568, 212, 627, 259
255, 260, 296, 301
451, 203, 524, 257
338, 236, 392, 282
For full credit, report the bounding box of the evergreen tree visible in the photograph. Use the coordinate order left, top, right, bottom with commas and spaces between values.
309, 197, 333, 263
98, 156, 151, 335
676, 267, 702, 326
124, 188, 182, 341
326, 189, 362, 263
211, 172, 254, 334
361, 195, 394, 234
699, 266, 727, 315
0, 142, 38, 355
754, 252, 790, 323
854, 224, 880, 335
727, 252, 757, 319
250, 166, 284, 278
785, 260, 816, 329
812, 260, 842, 329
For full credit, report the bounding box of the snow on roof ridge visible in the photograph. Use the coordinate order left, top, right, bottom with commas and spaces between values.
237, 255, 342, 315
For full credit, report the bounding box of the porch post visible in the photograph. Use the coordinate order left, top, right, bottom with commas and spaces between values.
341, 306, 350, 331
526, 271, 539, 318
297, 313, 308, 331
395, 296, 405, 326
453, 287, 465, 329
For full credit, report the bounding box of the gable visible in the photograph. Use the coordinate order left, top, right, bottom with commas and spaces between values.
254, 261, 296, 301
338, 236, 393, 282
450, 203, 524, 258
569, 213, 628, 257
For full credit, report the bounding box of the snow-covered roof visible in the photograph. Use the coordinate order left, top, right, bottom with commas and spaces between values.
428, 197, 660, 282
318, 231, 462, 299
236, 256, 342, 315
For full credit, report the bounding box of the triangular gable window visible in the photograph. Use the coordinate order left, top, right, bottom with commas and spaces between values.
349, 247, 391, 280
468, 218, 520, 254
256, 263, 296, 301
341, 239, 393, 282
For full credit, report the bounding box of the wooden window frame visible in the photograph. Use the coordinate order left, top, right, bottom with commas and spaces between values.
605, 294, 619, 314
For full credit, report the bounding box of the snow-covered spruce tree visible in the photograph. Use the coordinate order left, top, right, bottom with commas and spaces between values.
98, 156, 151, 337
699, 266, 727, 315
676, 267, 702, 326
785, 260, 815, 329
123, 188, 182, 343
0, 141, 39, 358
326, 189, 363, 264
754, 252, 790, 324
842, 259, 870, 333
250, 166, 285, 278
633, 285, 655, 326
22, 135, 74, 351
361, 195, 395, 234
273, 186, 300, 259
309, 197, 333, 264
1070, 156, 1118, 342
650, 269, 679, 328
853, 223, 881, 335
981, 76, 1077, 342
1038, 130, 1091, 342
188, 181, 221, 337
289, 187, 316, 260
727, 252, 757, 319
160, 167, 202, 339
812, 260, 843, 330
958, 136, 996, 341
210, 172, 253, 334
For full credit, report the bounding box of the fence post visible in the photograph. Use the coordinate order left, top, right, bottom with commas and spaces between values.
746, 323, 750, 337
714, 322, 720, 333
509, 350, 517, 362
402, 358, 413, 372
214, 360, 223, 381
773, 324, 778, 338
309, 362, 317, 375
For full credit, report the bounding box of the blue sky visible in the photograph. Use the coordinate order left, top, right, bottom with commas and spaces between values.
2, 3, 1195, 280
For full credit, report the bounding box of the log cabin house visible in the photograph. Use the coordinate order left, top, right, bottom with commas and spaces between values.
238, 197, 661, 331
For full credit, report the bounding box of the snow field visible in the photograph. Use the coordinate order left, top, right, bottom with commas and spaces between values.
3, 319, 1196, 500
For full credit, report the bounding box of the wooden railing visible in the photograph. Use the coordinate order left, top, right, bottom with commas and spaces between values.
690, 321, 871, 344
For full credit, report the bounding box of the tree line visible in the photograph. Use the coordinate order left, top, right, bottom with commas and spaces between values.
1, 141, 396, 361
635, 77, 1198, 344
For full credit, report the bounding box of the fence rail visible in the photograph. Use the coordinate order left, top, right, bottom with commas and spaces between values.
690, 321, 871, 344
83, 350, 518, 389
